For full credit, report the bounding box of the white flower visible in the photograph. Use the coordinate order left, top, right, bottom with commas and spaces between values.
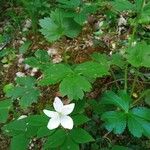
43, 97, 75, 130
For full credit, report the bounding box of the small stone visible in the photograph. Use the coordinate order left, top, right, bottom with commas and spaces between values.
52, 55, 62, 63
24, 64, 30, 70
47, 48, 58, 56
16, 72, 25, 77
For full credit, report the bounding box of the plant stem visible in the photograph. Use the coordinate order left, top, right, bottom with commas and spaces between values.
124, 65, 128, 92
110, 69, 120, 90
130, 70, 138, 96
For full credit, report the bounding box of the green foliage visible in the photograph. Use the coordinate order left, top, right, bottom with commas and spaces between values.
101, 90, 150, 137
75, 61, 110, 79
60, 73, 91, 100
61, 136, 79, 150
25, 49, 51, 70
126, 42, 150, 68
101, 111, 127, 134
57, 0, 98, 25
19, 41, 32, 54
101, 90, 131, 112
39, 64, 72, 85
20, 0, 50, 32
0, 99, 12, 123
111, 0, 135, 12
6, 77, 40, 108
73, 114, 90, 126
2, 115, 48, 149
70, 128, 95, 143
25, 50, 110, 100
10, 134, 30, 150
138, 1, 150, 23
44, 129, 66, 149
39, 9, 81, 42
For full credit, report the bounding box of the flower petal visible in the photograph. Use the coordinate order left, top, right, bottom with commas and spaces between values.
60, 116, 73, 129
53, 97, 63, 112
43, 109, 59, 118
61, 103, 75, 115
47, 117, 60, 130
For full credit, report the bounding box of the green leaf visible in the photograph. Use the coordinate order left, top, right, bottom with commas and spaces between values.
126, 42, 150, 68
131, 107, 150, 121
39, 64, 72, 85
139, 2, 150, 23
110, 53, 125, 68
61, 136, 79, 150
70, 128, 94, 143
112, 145, 130, 150
74, 11, 87, 25
6, 77, 40, 108
135, 0, 144, 13
73, 114, 90, 126
19, 41, 31, 54
59, 73, 91, 100
10, 134, 29, 150
91, 52, 110, 67
144, 90, 150, 106
39, 17, 63, 42
101, 91, 130, 112
75, 61, 110, 79
72, 99, 85, 114
111, 0, 135, 12
0, 99, 12, 123
3, 83, 14, 94
128, 111, 150, 137
57, 0, 80, 9
37, 126, 54, 138
25, 49, 51, 70
2, 119, 27, 136
101, 111, 127, 134
26, 115, 48, 129
44, 129, 66, 148
39, 9, 81, 42
63, 18, 81, 38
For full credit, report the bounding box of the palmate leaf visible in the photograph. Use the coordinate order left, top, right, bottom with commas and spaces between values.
101, 91, 130, 112
101, 90, 150, 137
126, 42, 150, 68
110, 53, 125, 68
39, 64, 73, 85
75, 61, 110, 79
39, 9, 81, 42
6, 77, 40, 108
2, 115, 49, 150
25, 49, 51, 70
128, 110, 150, 137
59, 73, 91, 100
39, 17, 63, 42
111, 0, 135, 12
101, 111, 127, 134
